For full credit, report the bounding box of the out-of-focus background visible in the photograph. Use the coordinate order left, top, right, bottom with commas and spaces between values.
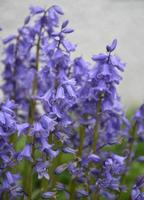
0, 0, 144, 108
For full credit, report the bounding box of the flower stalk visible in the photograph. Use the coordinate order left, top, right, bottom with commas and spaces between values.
26, 26, 43, 200
92, 98, 101, 153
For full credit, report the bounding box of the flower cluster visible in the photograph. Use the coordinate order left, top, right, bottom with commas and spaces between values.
0, 4, 143, 200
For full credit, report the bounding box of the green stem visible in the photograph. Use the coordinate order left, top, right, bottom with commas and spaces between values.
69, 179, 76, 200
68, 126, 85, 199
25, 27, 42, 200
122, 124, 136, 181
77, 126, 85, 157
2, 192, 9, 200
48, 159, 58, 189
91, 189, 99, 200
117, 123, 136, 200
92, 99, 101, 153
47, 138, 62, 191
90, 98, 101, 199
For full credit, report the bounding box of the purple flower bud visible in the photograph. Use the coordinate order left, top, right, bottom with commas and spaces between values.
56, 86, 65, 99
65, 84, 76, 98
76, 189, 89, 197
92, 53, 107, 61
0, 112, 5, 124
88, 154, 100, 163
1, 100, 15, 116
6, 171, 15, 185
62, 147, 77, 154
42, 191, 56, 199
24, 15, 31, 25
106, 39, 117, 52
62, 28, 74, 34
61, 20, 69, 29
3, 35, 16, 44
30, 6, 44, 15
55, 163, 68, 175
90, 168, 100, 176
137, 156, 144, 163
53, 5, 64, 15
56, 183, 65, 191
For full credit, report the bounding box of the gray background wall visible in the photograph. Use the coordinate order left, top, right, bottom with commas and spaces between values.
0, 0, 144, 108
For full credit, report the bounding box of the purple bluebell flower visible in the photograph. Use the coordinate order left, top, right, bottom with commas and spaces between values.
131, 176, 144, 200
34, 161, 49, 180
17, 144, 32, 161
133, 104, 144, 139
40, 115, 57, 132
0, 172, 23, 198
17, 123, 29, 136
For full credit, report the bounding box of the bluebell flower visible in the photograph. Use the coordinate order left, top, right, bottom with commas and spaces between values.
131, 176, 144, 200
34, 161, 49, 180
17, 144, 32, 161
